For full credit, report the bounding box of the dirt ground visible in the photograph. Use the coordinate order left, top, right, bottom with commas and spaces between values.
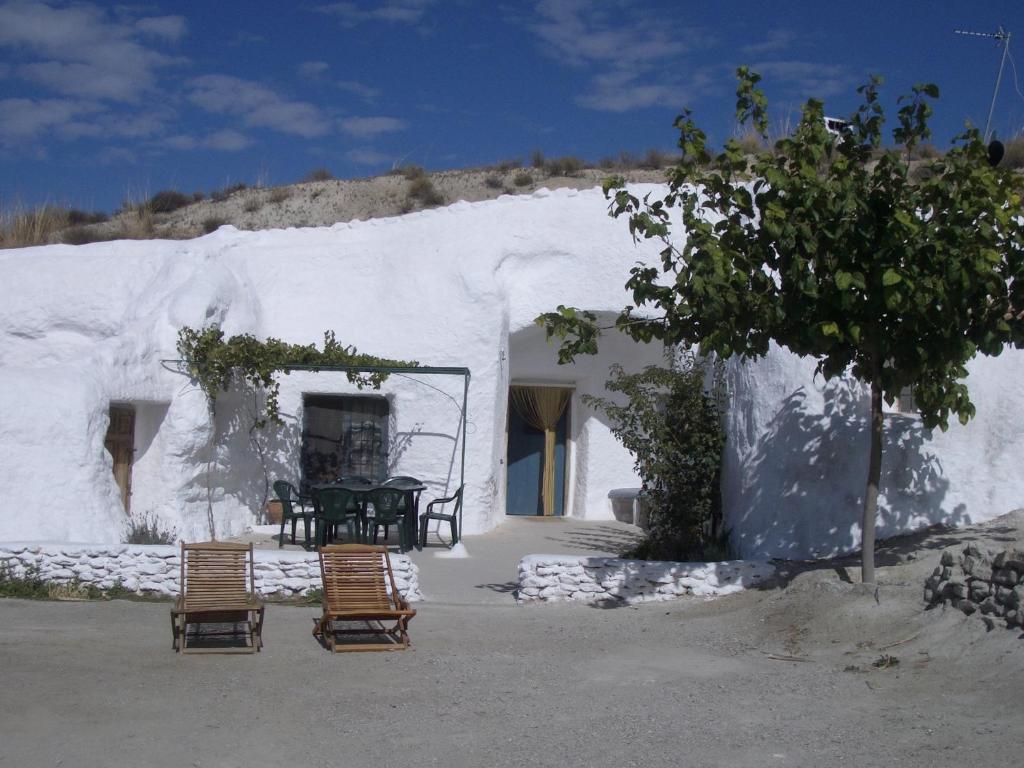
1, 514, 1022, 768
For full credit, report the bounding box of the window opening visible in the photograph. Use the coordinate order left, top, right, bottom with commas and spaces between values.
301, 395, 389, 489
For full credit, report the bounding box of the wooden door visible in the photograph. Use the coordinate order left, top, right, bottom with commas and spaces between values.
104, 405, 135, 513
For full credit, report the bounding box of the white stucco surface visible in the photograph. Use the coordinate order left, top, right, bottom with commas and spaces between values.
1, 185, 1021, 559
0, 187, 664, 545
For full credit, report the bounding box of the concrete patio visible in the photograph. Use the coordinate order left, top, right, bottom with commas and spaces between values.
239, 516, 644, 603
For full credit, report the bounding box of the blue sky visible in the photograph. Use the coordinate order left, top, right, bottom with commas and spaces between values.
2, 0, 1024, 212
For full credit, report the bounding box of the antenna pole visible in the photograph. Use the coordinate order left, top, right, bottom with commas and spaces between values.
955, 26, 1012, 142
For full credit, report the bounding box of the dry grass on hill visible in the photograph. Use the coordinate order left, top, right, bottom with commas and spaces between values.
0, 160, 671, 250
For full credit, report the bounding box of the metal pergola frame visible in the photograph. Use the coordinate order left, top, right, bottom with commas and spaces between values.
168, 361, 471, 543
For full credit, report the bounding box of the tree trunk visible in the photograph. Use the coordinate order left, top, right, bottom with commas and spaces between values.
861, 378, 884, 584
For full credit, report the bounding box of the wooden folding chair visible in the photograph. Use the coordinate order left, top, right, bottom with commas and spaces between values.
313, 544, 416, 652
170, 541, 265, 654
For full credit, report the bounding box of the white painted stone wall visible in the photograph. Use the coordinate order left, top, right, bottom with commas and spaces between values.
516, 554, 775, 604
0, 543, 421, 601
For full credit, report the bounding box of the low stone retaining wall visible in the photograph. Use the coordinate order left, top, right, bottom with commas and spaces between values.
0, 543, 421, 602
925, 544, 1023, 629
516, 555, 775, 604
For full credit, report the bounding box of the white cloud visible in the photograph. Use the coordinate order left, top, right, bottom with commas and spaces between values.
577, 70, 690, 113
165, 129, 252, 152
0, 97, 97, 142
526, 0, 705, 112
134, 15, 187, 42
742, 29, 797, 56
315, 0, 435, 26
0, 1, 186, 102
299, 60, 329, 78
752, 60, 854, 98
337, 80, 379, 100
205, 129, 252, 151
58, 109, 168, 140
187, 75, 331, 138
531, 0, 691, 69
345, 147, 391, 165
339, 116, 406, 138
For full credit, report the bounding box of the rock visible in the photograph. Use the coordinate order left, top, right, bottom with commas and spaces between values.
992, 549, 1024, 571
992, 569, 1019, 587
963, 543, 986, 559
923, 588, 935, 604
941, 566, 953, 580
959, 600, 977, 616
1007, 586, 1022, 609
940, 550, 956, 567
968, 582, 991, 601
949, 582, 967, 599
978, 597, 1002, 616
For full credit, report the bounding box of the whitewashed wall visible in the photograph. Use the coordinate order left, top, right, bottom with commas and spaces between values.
0, 188, 664, 544
723, 344, 1024, 559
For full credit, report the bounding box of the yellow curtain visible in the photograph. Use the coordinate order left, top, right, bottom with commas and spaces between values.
510, 386, 571, 516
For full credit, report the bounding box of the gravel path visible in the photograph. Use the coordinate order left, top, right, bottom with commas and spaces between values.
1, 583, 1020, 768
2, 514, 1022, 767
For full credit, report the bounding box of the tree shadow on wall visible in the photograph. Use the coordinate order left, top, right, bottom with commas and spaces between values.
731, 380, 965, 562
213, 384, 304, 526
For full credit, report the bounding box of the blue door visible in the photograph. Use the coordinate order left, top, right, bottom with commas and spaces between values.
506, 391, 569, 516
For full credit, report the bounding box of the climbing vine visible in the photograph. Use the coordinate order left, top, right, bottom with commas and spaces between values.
176, 325, 418, 424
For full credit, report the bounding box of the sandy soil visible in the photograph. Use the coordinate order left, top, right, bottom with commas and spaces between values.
1, 513, 1021, 768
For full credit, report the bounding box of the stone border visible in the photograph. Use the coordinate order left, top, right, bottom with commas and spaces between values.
0, 543, 421, 602
925, 544, 1023, 629
517, 555, 774, 604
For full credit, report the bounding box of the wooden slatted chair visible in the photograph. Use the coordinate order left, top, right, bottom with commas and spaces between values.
170, 541, 265, 654
313, 544, 416, 652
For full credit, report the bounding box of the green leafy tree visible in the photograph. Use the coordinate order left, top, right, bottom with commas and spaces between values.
586, 357, 726, 561
539, 69, 1024, 582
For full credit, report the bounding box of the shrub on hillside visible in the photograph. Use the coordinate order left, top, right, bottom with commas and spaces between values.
210, 183, 247, 203
400, 164, 426, 181
513, 171, 533, 187
202, 217, 227, 234
407, 176, 444, 207
545, 155, 585, 177
303, 168, 333, 182
267, 187, 291, 204
0, 205, 68, 249
66, 209, 109, 226
484, 174, 504, 189
641, 148, 674, 169
148, 190, 191, 214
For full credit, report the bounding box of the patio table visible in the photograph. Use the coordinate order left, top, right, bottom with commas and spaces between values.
311, 479, 425, 551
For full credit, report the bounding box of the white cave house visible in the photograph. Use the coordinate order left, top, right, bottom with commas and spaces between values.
1, 186, 1022, 559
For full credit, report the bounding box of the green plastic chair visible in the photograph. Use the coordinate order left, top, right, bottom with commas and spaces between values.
382, 476, 422, 543
367, 488, 412, 552
273, 480, 314, 548
419, 486, 463, 548
312, 487, 364, 546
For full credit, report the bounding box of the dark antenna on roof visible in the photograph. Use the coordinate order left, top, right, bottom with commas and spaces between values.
954, 26, 1012, 142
